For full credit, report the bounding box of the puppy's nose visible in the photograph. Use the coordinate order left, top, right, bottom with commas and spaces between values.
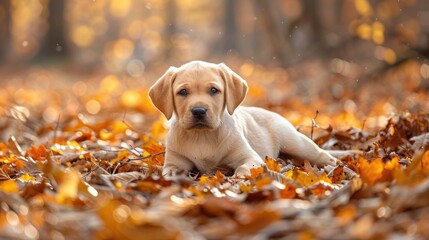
191, 107, 207, 117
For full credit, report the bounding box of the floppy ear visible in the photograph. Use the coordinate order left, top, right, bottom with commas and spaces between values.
218, 63, 248, 115
149, 67, 177, 119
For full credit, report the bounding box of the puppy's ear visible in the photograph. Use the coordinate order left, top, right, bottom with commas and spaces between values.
149, 67, 177, 119
218, 63, 248, 115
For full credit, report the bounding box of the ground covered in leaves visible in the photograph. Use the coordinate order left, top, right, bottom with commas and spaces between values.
1, 62, 429, 239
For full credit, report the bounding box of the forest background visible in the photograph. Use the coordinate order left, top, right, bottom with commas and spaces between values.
1, 0, 429, 239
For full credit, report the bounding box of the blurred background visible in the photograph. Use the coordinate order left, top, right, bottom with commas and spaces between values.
1, 0, 428, 69
1, 0, 429, 141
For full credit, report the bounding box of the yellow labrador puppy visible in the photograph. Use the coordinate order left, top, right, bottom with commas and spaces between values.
149, 61, 338, 176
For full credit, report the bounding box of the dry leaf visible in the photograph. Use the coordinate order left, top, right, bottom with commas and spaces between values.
285, 169, 332, 187
0, 179, 19, 194
265, 157, 281, 172
26, 145, 49, 161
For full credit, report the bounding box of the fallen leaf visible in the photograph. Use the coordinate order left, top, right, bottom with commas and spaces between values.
26, 145, 49, 161
332, 166, 345, 184
248, 167, 264, 179
254, 176, 273, 189
285, 169, 332, 187
335, 204, 357, 226
358, 157, 384, 186
265, 156, 281, 172
0, 142, 8, 154
310, 182, 333, 197
19, 173, 36, 182
279, 183, 297, 199
0, 179, 19, 194
56, 169, 80, 204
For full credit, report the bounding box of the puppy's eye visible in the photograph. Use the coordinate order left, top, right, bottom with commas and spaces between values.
178, 89, 188, 96
209, 87, 219, 95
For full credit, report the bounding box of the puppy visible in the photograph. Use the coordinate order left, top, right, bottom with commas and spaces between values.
149, 61, 338, 176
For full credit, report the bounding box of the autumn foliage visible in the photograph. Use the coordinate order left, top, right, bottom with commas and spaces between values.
1, 0, 429, 239
1, 66, 429, 239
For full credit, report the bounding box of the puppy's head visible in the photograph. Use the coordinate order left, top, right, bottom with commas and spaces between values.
149, 61, 248, 130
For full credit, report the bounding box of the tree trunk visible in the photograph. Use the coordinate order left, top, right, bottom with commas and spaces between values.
0, 0, 10, 61
256, 0, 291, 67
223, 0, 236, 52
164, 0, 177, 60
37, 0, 68, 59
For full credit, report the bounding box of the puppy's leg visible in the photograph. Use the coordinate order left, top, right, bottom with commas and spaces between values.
234, 159, 265, 176
162, 150, 194, 176
277, 119, 338, 166
227, 146, 265, 177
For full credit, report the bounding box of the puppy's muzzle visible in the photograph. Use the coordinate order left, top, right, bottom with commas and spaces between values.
191, 107, 207, 119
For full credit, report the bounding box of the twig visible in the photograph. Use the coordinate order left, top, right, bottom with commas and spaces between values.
127, 152, 165, 161
89, 155, 111, 175
112, 162, 121, 175
361, 119, 367, 131
53, 113, 61, 144
310, 110, 319, 140
121, 111, 138, 133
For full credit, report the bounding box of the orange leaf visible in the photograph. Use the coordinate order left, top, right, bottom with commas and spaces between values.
56, 169, 80, 204
379, 157, 401, 182
395, 150, 429, 186
239, 184, 253, 193
110, 149, 129, 164
279, 184, 297, 199
358, 157, 384, 186
198, 171, 225, 186
254, 176, 273, 189
0, 155, 25, 171
142, 138, 165, 154
199, 175, 210, 185
142, 136, 165, 166
265, 156, 281, 172
248, 167, 263, 179
285, 169, 331, 187
359, 157, 401, 186
335, 204, 357, 226
151, 117, 168, 141
26, 145, 49, 161
332, 166, 345, 184
310, 182, 333, 197
0, 179, 19, 194
0, 142, 8, 154
421, 150, 429, 169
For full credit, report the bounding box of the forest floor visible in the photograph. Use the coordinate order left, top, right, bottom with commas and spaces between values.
1, 59, 429, 239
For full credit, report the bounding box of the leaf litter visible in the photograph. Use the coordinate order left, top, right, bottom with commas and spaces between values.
1, 68, 429, 239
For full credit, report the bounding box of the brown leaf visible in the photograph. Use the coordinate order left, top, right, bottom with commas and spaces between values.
279, 183, 297, 199
8, 136, 24, 156
309, 182, 333, 197
26, 145, 49, 161
332, 166, 345, 184
335, 204, 357, 226
97, 200, 176, 240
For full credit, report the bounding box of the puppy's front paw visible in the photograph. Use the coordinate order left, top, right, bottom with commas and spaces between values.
234, 165, 251, 177
162, 165, 182, 176
317, 151, 338, 166
327, 156, 338, 166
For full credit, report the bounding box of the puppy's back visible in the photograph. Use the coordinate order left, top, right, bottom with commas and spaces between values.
232, 106, 285, 159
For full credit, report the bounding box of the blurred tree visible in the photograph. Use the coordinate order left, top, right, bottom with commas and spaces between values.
37, 0, 68, 59
257, 0, 290, 66
164, 0, 177, 60
0, 0, 10, 61
223, 0, 237, 52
